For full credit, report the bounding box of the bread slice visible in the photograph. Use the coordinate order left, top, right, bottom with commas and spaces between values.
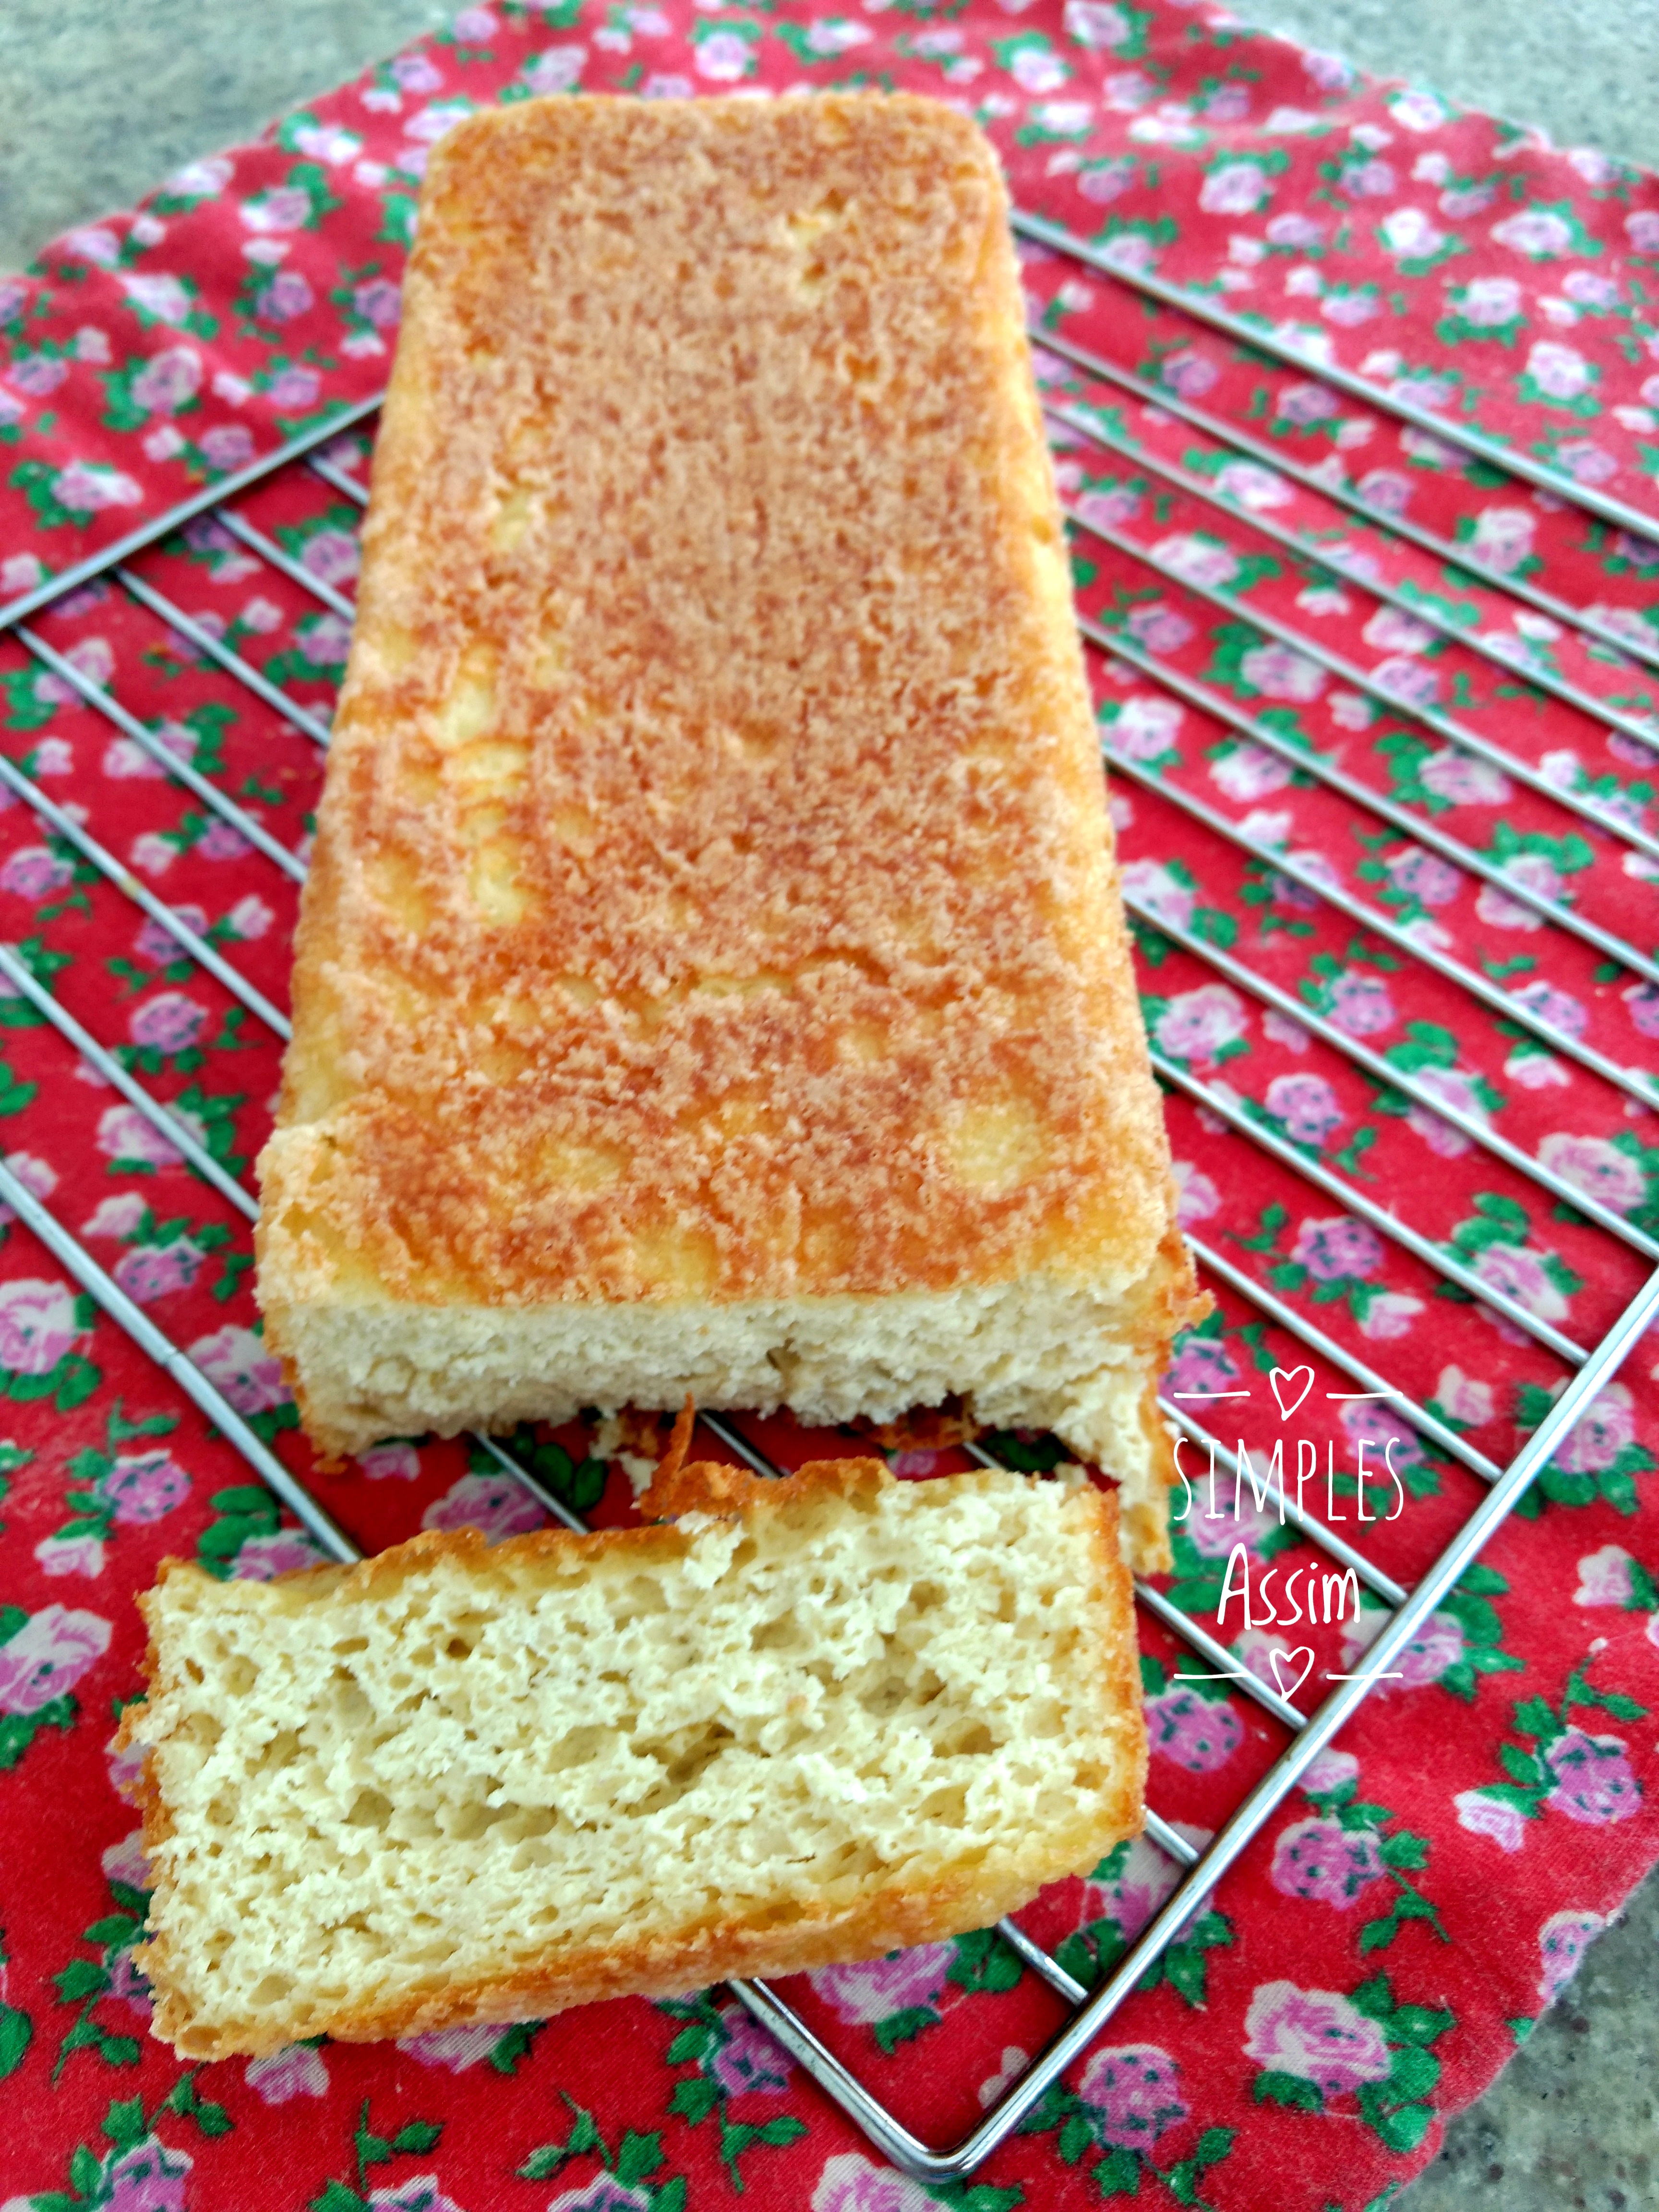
121, 1457, 1144, 2060
253, 93, 1202, 1571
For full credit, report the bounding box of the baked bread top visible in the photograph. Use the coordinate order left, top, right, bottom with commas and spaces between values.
259, 94, 1181, 1314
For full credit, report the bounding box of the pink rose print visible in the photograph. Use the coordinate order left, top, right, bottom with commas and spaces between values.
301, 528, 361, 585
113, 1242, 204, 1305
1159, 347, 1220, 397
107, 1728, 147, 1802
890, 1448, 939, 1478
102, 1828, 153, 1891
1340, 1402, 1419, 1466
1123, 602, 1193, 653
1357, 468, 1412, 516
246, 2042, 330, 2103
1342, 1609, 1462, 1690
1264, 1072, 1343, 1144
1171, 1161, 1220, 1226
399, 2024, 518, 2071
129, 994, 207, 1059
811, 1942, 952, 2025
1179, 1489, 1281, 1560
9, 355, 68, 398
136, 906, 207, 963
1457, 275, 1523, 326
1435, 1366, 1493, 1427
232, 1531, 328, 1580
35, 1531, 105, 1578
99, 1449, 192, 1525
1271, 1818, 1385, 1906
1625, 982, 1659, 1042
257, 270, 315, 323
1076, 2044, 1188, 2150
1371, 655, 1439, 709
0, 1149, 56, 1227
1153, 983, 1247, 1064
1455, 1789, 1527, 1853
1466, 504, 1538, 573
268, 365, 322, 412
131, 345, 202, 415
297, 613, 353, 666
1079, 1834, 1189, 1942
97, 2136, 192, 2212
1537, 1136, 1646, 1217
1404, 1066, 1488, 1158
1216, 462, 1294, 514
1419, 748, 1511, 805
1210, 739, 1292, 802
1276, 379, 1339, 426
0, 844, 72, 899
201, 424, 255, 471
1075, 483, 1142, 528
390, 51, 443, 91
0, 1604, 111, 1712
1574, 1546, 1636, 1607
709, 2005, 793, 2096
1537, 1909, 1606, 2005
1243, 1981, 1392, 2096
1552, 1384, 1638, 1474
1239, 642, 1323, 700
107, 1948, 154, 2020
367, 2181, 468, 2212
1155, 533, 1240, 589
1165, 1334, 1240, 1400
1302, 1748, 1359, 1795
810, 2153, 935, 2212
1472, 1243, 1569, 1324
1544, 1730, 1642, 1825
544, 2180, 650, 2212
96, 1103, 196, 1167
1384, 846, 1462, 906
53, 461, 143, 512
421, 1472, 548, 1544
1362, 610, 1442, 659
1111, 695, 1183, 760
1477, 851, 1561, 929
1145, 1686, 1242, 1772
241, 184, 313, 234
1358, 1291, 1423, 1341
358, 1442, 421, 1481
1120, 859, 1193, 930
1290, 1215, 1384, 1281
1511, 982, 1587, 1040
1325, 969, 1395, 1037
189, 1325, 290, 1414
0, 1277, 80, 1373
1064, 0, 1139, 48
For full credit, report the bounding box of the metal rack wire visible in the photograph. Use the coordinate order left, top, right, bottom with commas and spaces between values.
1, 205, 1655, 2184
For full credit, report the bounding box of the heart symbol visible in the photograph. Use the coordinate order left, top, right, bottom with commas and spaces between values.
1270, 1365, 1315, 1421
1270, 1647, 1315, 1702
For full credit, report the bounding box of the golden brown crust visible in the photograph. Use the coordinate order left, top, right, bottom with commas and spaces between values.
256, 93, 1188, 1333
128, 1462, 1144, 2058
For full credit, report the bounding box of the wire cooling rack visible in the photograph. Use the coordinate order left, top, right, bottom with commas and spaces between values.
1, 204, 1657, 2184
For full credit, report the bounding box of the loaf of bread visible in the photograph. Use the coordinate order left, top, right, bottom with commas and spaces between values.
122, 1456, 1145, 2059
254, 93, 1200, 1570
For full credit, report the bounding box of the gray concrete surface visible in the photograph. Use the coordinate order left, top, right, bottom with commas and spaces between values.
0, 5, 1654, 2207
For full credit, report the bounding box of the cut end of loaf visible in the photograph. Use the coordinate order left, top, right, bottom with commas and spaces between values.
124, 1460, 1145, 2058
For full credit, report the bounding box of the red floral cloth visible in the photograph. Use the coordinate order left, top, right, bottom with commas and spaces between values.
1, 5, 1658, 2210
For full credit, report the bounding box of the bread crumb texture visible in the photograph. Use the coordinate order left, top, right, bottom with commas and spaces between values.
125, 1461, 1145, 2058
254, 94, 1200, 1557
